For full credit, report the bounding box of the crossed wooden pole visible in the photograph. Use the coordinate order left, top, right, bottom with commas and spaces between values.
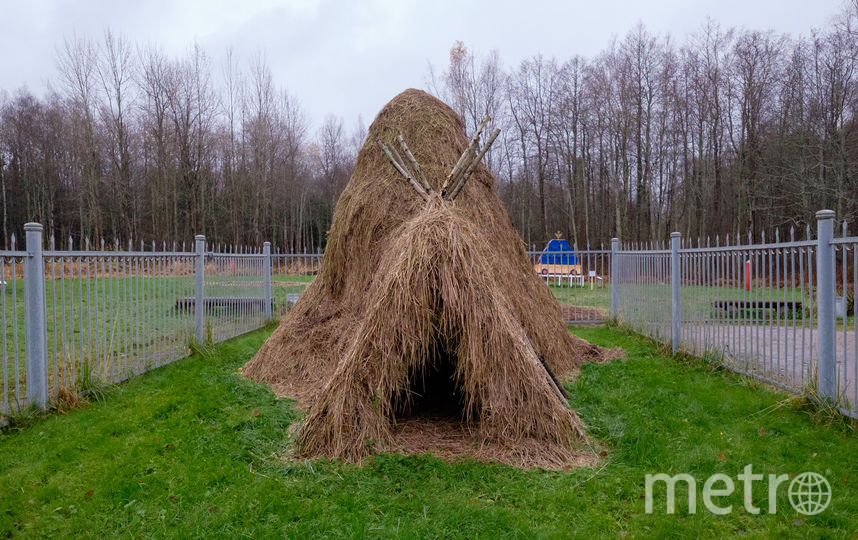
377, 115, 501, 202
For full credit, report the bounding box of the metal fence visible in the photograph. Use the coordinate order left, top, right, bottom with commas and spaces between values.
1, 228, 261, 416
526, 246, 612, 325
613, 210, 858, 418
271, 253, 322, 318
5, 209, 858, 420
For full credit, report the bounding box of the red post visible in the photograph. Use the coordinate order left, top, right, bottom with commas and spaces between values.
745, 260, 751, 291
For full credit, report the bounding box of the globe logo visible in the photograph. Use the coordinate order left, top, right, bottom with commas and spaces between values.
788, 472, 831, 515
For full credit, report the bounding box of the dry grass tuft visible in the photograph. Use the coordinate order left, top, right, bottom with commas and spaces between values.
53, 385, 88, 414
243, 89, 619, 469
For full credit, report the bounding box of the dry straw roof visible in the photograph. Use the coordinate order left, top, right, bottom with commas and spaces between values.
244, 89, 620, 469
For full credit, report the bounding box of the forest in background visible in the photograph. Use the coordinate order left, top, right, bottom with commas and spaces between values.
2, 2, 857, 251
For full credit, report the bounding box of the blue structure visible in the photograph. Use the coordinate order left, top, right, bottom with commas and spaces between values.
539, 239, 579, 265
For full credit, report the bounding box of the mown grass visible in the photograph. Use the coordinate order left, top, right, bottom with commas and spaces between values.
1, 326, 857, 537
547, 281, 611, 315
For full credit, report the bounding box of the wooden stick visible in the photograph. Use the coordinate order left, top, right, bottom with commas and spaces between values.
448, 128, 500, 200
447, 117, 492, 193
443, 116, 489, 191
441, 115, 490, 198
388, 143, 409, 174
397, 134, 433, 194
377, 139, 429, 201
441, 147, 474, 198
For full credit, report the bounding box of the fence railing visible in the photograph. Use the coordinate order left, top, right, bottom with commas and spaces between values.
4, 210, 858, 420
614, 210, 858, 419
526, 246, 612, 325
1, 227, 269, 416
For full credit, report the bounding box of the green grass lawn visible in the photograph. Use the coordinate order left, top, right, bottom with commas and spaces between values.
543, 280, 846, 329
1, 326, 857, 537
547, 281, 611, 314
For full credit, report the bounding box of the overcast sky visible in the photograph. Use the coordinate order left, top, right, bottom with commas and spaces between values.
0, 0, 846, 132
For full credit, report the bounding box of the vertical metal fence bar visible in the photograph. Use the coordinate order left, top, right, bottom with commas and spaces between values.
790, 230, 797, 387
807, 225, 815, 384
685, 249, 691, 347
671, 232, 681, 354
50, 245, 58, 397
228, 252, 234, 340
704, 246, 709, 352
12, 245, 20, 409
853, 243, 857, 412
768, 238, 775, 382
726, 245, 733, 364
710, 245, 716, 354
223, 249, 230, 342
149, 247, 155, 367
752, 245, 759, 375
165, 250, 172, 363
96, 242, 104, 380
168, 251, 176, 362
698, 248, 703, 351
149, 247, 156, 368
161, 250, 168, 365
727, 240, 732, 362
1, 255, 7, 414
774, 236, 780, 380
141, 252, 148, 370
679, 249, 696, 349
678, 246, 683, 345
154, 243, 161, 364
130, 248, 138, 376
68, 238, 76, 390
700, 247, 705, 350
121, 251, 128, 380
744, 242, 748, 371
195, 235, 205, 344
118, 251, 125, 378
162, 248, 168, 364
685, 250, 691, 347
611, 238, 619, 320
140, 252, 147, 370
108, 250, 116, 381
729, 243, 736, 365
841, 222, 848, 399
796, 242, 808, 388
79, 247, 86, 387
134, 247, 141, 374
24, 223, 47, 409
155, 251, 162, 366
817, 209, 836, 401
739, 243, 746, 372
735, 245, 742, 369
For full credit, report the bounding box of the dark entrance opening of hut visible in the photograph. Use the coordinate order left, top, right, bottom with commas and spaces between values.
396, 334, 465, 421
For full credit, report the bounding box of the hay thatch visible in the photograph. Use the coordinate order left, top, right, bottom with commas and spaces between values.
244, 89, 617, 469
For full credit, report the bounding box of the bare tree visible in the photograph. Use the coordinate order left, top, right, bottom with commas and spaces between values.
97, 29, 136, 239
56, 33, 102, 239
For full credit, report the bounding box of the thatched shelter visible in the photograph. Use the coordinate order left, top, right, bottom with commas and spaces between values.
244, 89, 616, 469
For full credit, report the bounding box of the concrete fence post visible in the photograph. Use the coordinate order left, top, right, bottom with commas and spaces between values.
24, 223, 48, 409
195, 235, 206, 344
816, 209, 837, 401
263, 241, 272, 321
670, 231, 682, 354
611, 237, 619, 320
